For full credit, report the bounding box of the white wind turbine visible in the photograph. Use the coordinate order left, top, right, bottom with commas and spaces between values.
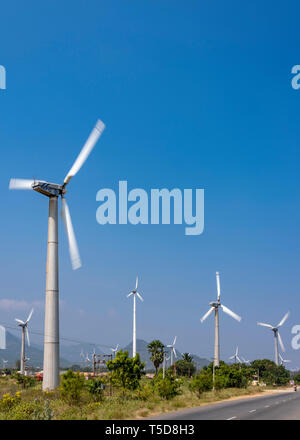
9, 120, 105, 390
241, 356, 250, 365
15, 308, 34, 375
279, 353, 291, 367
229, 346, 242, 364
200, 272, 241, 367
127, 277, 143, 358
257, 311, 289, 366
111, 344, 119, 359
167, 336, 177, 366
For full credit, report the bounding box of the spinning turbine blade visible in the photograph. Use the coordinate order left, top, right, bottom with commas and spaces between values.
61, 198, 81, 270
277, 311, 290, 328
216, 272, 221, 301
9, 179, 34, 190
64, 120, 105, 185
257, 322, 273, 328
135, 276, 138, 290
221, 304, 241, 322
173, 347, 177, 358
136, 292, 143, 302
278, 332, 285, 352
15, 319, 25, 325
127, 292, 134, 297
200, 307, 214, 323
26, 308, 34, 323
173, 336, 177, 346
26, 327, 30, 347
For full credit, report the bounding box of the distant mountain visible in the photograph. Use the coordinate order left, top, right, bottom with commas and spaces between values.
0, 333, 209, 372
0, 331, 71, 369
60, 343, 105, 367
122, 339, 209, 371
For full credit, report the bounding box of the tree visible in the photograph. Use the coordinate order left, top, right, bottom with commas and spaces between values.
154, 371, 181, 400
106, 349, 145, 390
182, 353, 193, 363
60, 370, 85, 404
190, 371, 213, 397
175, 359, 196, 377
147, 340, 164, 375
251, 359, 290, 386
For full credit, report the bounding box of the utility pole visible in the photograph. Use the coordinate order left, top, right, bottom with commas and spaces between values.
163, 351, 166, 379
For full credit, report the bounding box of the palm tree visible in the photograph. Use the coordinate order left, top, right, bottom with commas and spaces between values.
182, 353, 193, 363
147, 340, 164, 375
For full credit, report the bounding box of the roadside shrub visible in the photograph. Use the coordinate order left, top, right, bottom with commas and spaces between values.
13, 373, 36, 389
189, 372, 213, 398
60, 370, 85, 404
154, 375, 181, 400
0, 391, 21, 410
107, 350, 145, 391
136, 383, 154, 401
86, 379, 104, 402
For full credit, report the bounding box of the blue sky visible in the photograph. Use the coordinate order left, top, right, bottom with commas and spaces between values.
0, 1, 300, 366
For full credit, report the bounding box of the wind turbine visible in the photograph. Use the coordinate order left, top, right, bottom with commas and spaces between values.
167, 336, 177, 366
229, 346, 242, 364
241, 356, 250, 365
279, 353, 291, 367
15, 308, 34, 375
257, 311, 289, 366
111, 344, 119, 359
200, 272, 241, 367
9, 120, 105, 390
127, 277, 143, 358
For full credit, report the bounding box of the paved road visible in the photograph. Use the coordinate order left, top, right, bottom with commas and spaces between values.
150, 390, 300, 420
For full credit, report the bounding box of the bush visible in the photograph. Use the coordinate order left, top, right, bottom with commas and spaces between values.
13, 373, 36, 389
107, 350, 145, 391
0, 392, 21, 410
136, 383, 154, 401
60, 370, 85, 404
154, 374, 181, 400
86, 379, 104, 402
189, 372, 213, 397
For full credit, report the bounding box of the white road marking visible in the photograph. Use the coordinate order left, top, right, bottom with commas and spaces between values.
226, 416, 237, 420
249, 409, 256, 413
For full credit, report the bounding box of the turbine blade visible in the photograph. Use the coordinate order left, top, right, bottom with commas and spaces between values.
15, 319, 25, 325
278, 332, 285, 352
64, 120, 105, 186
26, 327, 30, 347
221, 304, 241, 322
173, 336, 177, 346
173, 348, 177, 358
277, 311, 290, 328
229, 355, 235, 359
26, 308, 34, 323
136, 292, 144, 302
135, 276, 138, 290
200, 307, 214, 323
216, 272, 221, 301
127, 292, 134, 298
9, 179, 34, 190
61, 198, 82, 270
257, 322, 273, 328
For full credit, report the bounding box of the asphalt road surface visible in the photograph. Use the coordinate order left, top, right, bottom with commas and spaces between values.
150, 390, 300, 420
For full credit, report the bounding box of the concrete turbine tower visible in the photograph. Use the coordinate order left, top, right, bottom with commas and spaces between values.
257, 311, 290, 366
127, 277, 144, 357
200, 272, 241, 367
9, 120, 105, 390
15, 308, 34, 375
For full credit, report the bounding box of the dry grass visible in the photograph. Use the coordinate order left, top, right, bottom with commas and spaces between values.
0, 376, 269, 420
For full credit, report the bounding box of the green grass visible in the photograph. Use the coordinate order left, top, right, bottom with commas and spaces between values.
0, 376, 265, 420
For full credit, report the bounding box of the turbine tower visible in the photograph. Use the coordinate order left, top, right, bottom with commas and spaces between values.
9, 120, 105, 390
111, 344, 119, 359
200, 272, 241, 367
167, 336, 177, 366
229, 346, 242, 364
127, 277, 143, 357
257, 311, 289, 366
15, 308, 34, 375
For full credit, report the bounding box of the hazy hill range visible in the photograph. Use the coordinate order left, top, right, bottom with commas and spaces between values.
0, 333, 209, 372
122, 339, 209, 371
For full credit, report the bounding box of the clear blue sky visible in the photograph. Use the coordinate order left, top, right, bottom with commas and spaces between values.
0, 1, 299, 366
